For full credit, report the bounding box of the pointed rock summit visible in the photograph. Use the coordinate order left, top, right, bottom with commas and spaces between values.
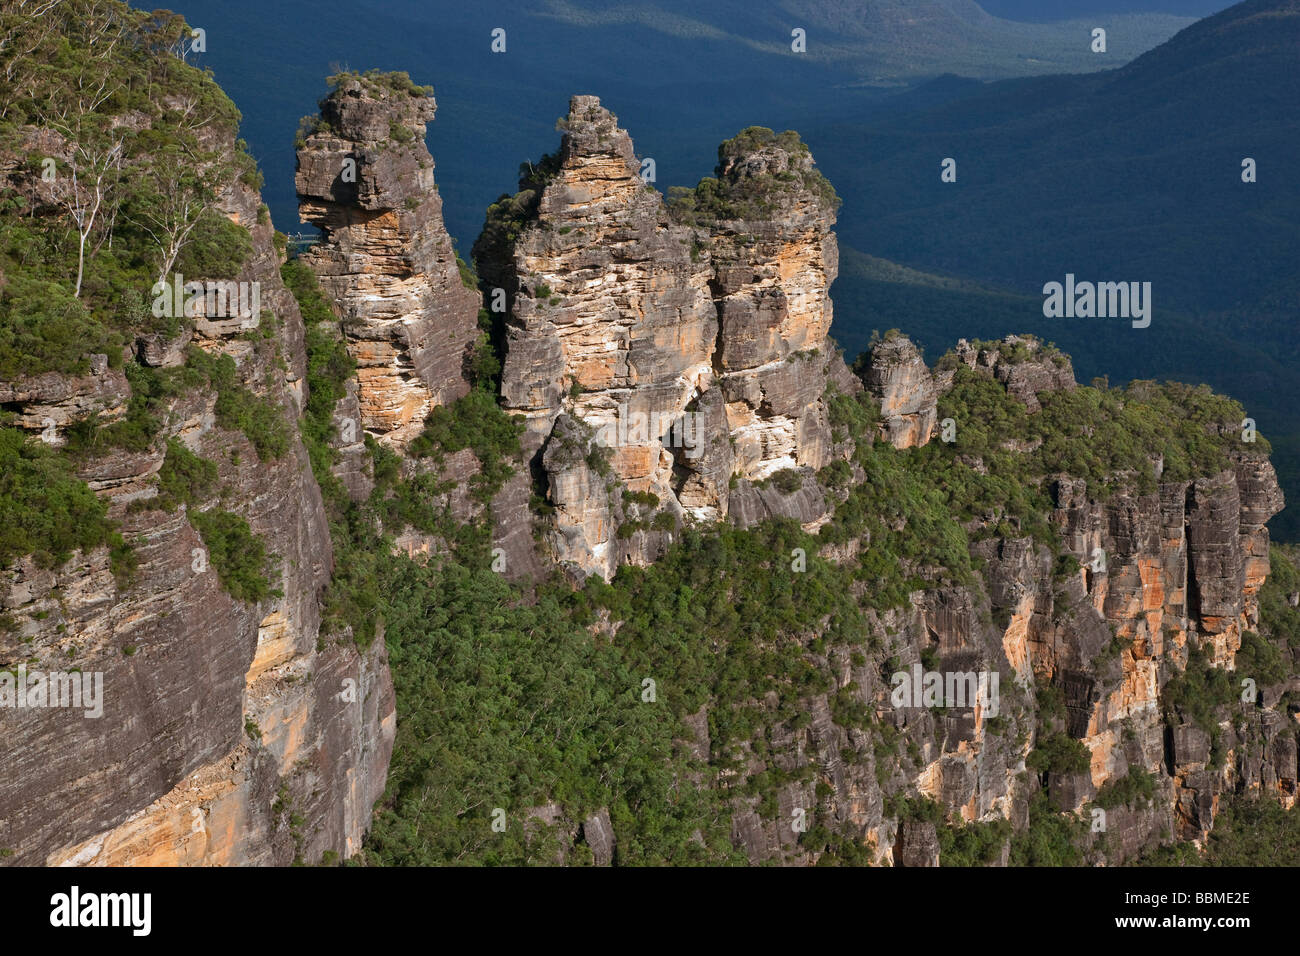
476, 95, 858, 579
296, 72, 479, 449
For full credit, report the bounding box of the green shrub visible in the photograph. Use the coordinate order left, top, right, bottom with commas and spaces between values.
185, 348, 289, 461
1009, 792, 1087, 866
156, 438, 218, 511
408, 389, 524, 504
939, 818, 1013, 866
667, 127, 840, 225
768, 468, 804, 495
1027, 732, 1091, 775
0, 427, 123, 571
283, 259, 354, 505
0, 273, 120, 380
190, 508, 278, 602
1093, 768, 1157, 810
175, 211, 253, 280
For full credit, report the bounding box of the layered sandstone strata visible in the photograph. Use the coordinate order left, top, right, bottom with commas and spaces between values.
716, 338, 1287, 865
696, 127, 842, 483
0, 127, 393, 867
493, 96, 718, 492
482, 97, 853, 578
862, 333, 938, 448
296, 74, 478, 449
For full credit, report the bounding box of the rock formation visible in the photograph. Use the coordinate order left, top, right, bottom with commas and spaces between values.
1, 25, 1293, 866
296, 73, 479, 450
478, 97, 855, 579
0, 103, 393, 866
862, 332, 938, 448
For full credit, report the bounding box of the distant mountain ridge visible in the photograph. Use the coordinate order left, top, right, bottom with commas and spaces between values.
539, 0, 1195, 80
810, 0, 1300, 535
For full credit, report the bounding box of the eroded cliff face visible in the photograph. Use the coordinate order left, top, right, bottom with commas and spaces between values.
296, 76, 478, 451
479, 96, 854, 580
292, 77, 544, 585
1035, 449, 1292, 844
698, 336, 1292, 866
283, 85, 1292, 863
863, 334, 938, 449
0, 119, 393, 866
698, 131, 841, 486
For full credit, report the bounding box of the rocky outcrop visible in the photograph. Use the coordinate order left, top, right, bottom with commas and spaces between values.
683, 331, 1288, 865
296, 74, 478, 450
697, 128, 842, 483
862, 333, 937, 448
0, 120, 393, 866
491, 96, 718, 504
480, 97, 854, 579
3, 42, 1291, 869
942, 335, 1076, 411
0, 360, 129, 445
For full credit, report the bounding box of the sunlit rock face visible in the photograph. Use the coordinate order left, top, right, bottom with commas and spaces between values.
0, 118, 394, 867
483, 96, 853, 579
297, 76, 478, 451
862, 333, 937, 449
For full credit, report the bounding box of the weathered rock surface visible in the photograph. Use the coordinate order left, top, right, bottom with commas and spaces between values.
862, 333, 936, 448
941, 335, 1077, 411
296, 75, 478, 450
700, 130, 842, 483
681, 340, 1287, 866
493, 97, 718, 505
3, 62, 1292, 871
482, 97, 854, 579
0, 128, 393, 866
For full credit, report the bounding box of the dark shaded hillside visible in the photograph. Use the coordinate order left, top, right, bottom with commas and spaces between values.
541, 0, 1192, 79
813, 0, 1300, 536
818, 0, 1300, 310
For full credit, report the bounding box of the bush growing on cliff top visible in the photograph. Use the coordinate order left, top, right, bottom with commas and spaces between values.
667, 126, 840, 225
0, 0, 253, 366
325, 69, 433, 99
928, 364, 1257, 503
472, 152, 564, 285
